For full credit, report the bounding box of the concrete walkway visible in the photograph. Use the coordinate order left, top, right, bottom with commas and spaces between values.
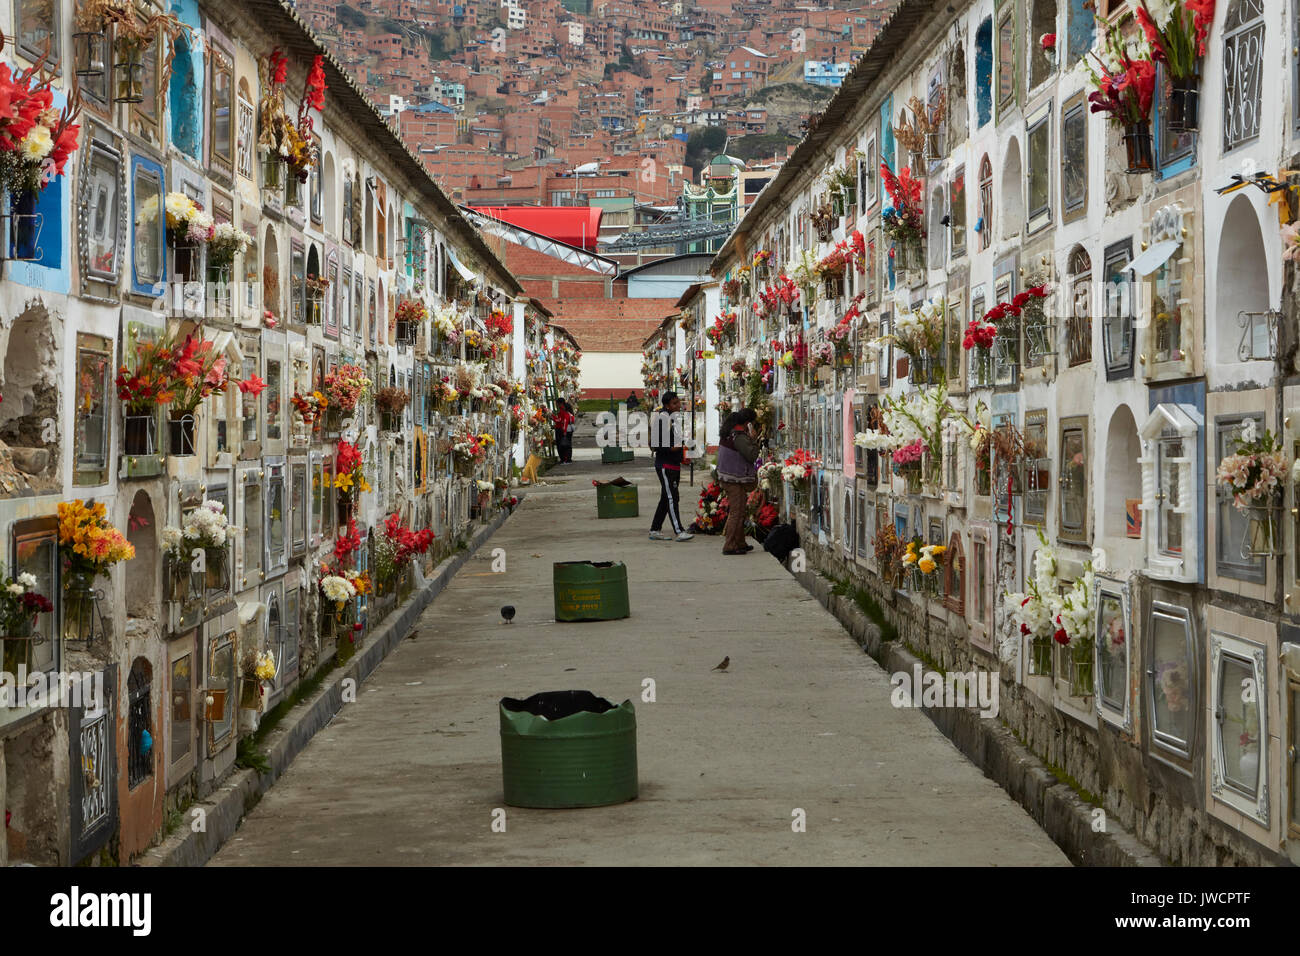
209, 439, 1067, 866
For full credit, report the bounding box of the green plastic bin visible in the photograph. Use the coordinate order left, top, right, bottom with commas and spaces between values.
595, 480, 639, 518
553, 560, 630, 622
500, 692, 638, 808
601, 446, 635, 464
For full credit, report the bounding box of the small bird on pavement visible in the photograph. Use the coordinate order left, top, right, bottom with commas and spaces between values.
712, 656, 730, 672
501, 605, 516, 624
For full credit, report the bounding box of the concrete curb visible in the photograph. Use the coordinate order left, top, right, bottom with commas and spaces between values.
138, 508, 514, 867
790, 566, 1163, 868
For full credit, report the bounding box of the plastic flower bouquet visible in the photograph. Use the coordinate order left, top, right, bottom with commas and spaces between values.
0, 565, 53, 639
166, 191, 214, 244
208, 222, 251, 268
57, 500, 135, 580
322, 363, 372, 413
0, 51, 81, 199
1216, 419, 1286, 511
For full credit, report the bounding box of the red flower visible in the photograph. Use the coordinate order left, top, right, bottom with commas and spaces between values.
270, 48, 289, 86
1053, 628, 1070, 646
1040, 33, 1056, 51
306, 55, 327, 111
238, 375, 267, 396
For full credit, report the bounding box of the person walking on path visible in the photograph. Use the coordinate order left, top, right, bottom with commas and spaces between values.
552, 399, 575, 463
717, 409, 759, 555
648, 390, 693, 541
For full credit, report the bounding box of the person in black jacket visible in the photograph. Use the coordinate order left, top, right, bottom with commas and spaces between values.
648, 391, 693, 541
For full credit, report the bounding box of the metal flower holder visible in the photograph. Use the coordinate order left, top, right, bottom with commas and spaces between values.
168, 412, 196, 456
73, 30, 108, 78
114, 43, 145, 104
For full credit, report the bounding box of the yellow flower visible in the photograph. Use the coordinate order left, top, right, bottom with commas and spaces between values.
358, 476, 371, 493
902, 552, 917, 565
334, 472, 353, 492
918, 557, 936, 574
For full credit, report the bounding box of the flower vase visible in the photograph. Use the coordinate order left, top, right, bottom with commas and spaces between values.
123, 413, 156, 456
73, 29, 108, 78
1168, 77, 1199, 132
1028, 635, 1053, 676
904, 468, 922, 496
1069, 641, 1095, 697
892, 241, 908, 273
1242, 503, 1280, 557
906, 237, 923, 275
9, 190, 41, 261
263, 155, 283, 190
63, 572, 101, 644
1, 616, 40, 675
171, 236, 201, 284
205, 547, 227, 590
167, 555, 191, 604
113, 41, 145, 103
1123, 123, 1154, 174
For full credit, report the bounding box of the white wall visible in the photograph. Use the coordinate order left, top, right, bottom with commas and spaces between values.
579, 352, 643, 392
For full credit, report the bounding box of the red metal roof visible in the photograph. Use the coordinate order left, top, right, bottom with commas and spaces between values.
467, 206, 603, 252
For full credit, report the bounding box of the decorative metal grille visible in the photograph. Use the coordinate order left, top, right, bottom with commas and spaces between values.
79, 710, 110, 832
1237, 309, 1278, 362
1222, 0, 1264, 151
127, 661, 152, 788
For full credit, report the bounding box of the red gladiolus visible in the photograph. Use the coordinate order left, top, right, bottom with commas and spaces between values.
270, 48, 289, 86
238, 375, 267, 396
1053, 627, 1070, 646
306, 55, 327, 111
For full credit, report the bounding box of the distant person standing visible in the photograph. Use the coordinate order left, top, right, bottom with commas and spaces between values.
648, 391, 693, 542
552, 399, 574, 463
626, 391, 640, 412
717, 409, 759, 555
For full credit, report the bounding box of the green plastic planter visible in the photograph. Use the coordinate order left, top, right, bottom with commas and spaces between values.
601, 446, 635, 464
595, 481, 639, 518
499, 691, 638, 808
553, 560, 629, 621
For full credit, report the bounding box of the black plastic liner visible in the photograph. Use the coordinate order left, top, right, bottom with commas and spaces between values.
500, 690, 617, 720
763, 522, 801, 562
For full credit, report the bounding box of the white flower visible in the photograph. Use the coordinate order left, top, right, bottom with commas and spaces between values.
6, 583, 24, 595
19, 124, 53, 161
321, 575, 357, 603
17, 572, 37, 589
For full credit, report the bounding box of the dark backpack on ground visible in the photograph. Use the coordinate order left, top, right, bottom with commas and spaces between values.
763, 522, 800, 562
